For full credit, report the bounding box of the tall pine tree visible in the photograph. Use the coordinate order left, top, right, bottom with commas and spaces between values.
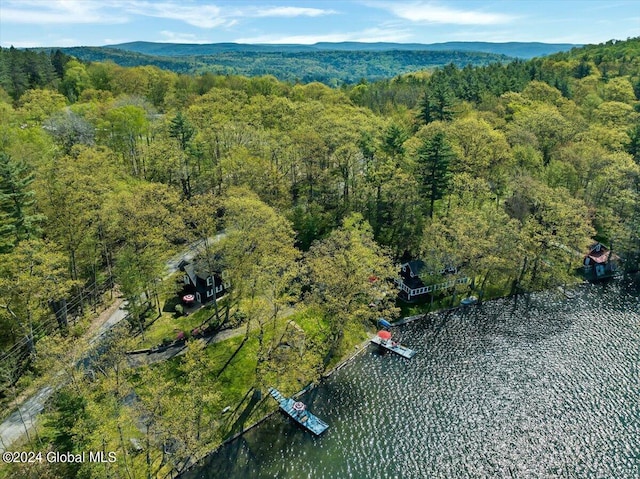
0, 153, 42, 251
416, 133, 454, 218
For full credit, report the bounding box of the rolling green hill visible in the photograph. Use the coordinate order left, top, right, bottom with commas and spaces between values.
28, 41, 577, 86
41, 46, 514, 84
105, 41, 576, 58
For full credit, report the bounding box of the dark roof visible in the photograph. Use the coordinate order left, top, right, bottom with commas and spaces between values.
403, 275, 425, 290
180, 257, 224, 283
407, 260, 426, 275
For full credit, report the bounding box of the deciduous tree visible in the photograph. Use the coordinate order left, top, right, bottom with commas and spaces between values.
305, 213, 398, 358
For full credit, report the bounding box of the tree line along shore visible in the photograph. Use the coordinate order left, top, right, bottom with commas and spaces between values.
0, 37, 639, 478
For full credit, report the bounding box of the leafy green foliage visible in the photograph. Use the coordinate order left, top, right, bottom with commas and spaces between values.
416, 132, 454, 217
304, 213, 399, 352
2, 36, 640, 478
45, 47, 512, 86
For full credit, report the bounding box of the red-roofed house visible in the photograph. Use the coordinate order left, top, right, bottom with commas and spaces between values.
583, 243, 619, 279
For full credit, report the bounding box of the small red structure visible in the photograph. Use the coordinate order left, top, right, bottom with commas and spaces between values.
377, 330, 392, 341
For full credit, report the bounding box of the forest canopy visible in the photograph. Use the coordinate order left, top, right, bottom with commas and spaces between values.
0, 36, 638, 479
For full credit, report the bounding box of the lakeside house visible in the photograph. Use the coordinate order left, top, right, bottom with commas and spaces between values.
178, 259, 228, 304
395, 260, 467, 302
583, 242, 619, 280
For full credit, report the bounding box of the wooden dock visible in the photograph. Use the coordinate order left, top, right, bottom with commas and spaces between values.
370, 336, 416, 359
268, 388, 329, 436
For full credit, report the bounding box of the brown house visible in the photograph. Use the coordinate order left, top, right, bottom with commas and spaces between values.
583, 243, 619, 280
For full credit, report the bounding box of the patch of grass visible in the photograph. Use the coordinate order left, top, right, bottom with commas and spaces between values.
135, 311, 210, 349
481, 282, 511, 300
162, 295, 181, 313
57, 306, 370, 475
397, 295, 452, 317
137, 306, 331, 415
187, 303, 221, 325
207, 334, 259, 401
288, 306, 328, 339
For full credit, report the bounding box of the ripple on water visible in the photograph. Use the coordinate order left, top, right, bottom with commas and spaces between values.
185, 277, 640, 479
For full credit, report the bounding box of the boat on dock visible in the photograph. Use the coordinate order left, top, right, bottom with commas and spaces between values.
460, 295, 478, 306
268, 388, 329, 436
370, 331, 416, 359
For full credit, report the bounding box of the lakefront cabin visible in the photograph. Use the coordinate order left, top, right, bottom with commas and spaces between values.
583, 243, 619, 280
395, 260, 462, 302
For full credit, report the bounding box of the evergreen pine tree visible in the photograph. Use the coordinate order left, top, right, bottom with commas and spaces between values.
416, 133, 454, 218
0, 153, 42, 250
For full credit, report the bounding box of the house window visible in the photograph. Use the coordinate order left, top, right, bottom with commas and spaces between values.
196, 292, 201, 302
216, 285, 223, 293
183, 275, 190, 285
206, 289, 214, 297
206, 277, 213, 286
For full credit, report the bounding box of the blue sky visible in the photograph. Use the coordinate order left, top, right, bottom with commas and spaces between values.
1, 0, 638, 48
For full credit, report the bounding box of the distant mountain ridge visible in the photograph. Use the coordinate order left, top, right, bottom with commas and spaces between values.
105, 41, 578, 59
40, 46, 516, 85
30, 41, 577, 86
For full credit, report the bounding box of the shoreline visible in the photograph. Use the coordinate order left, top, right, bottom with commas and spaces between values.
177, 282, 589, 476
179, 335, 373, 477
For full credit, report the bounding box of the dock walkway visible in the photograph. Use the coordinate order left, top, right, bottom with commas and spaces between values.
268, 388, 329, 436
370, 336, 416, 359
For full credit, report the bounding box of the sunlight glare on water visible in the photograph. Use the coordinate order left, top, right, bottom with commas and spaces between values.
184, 276, 640, 479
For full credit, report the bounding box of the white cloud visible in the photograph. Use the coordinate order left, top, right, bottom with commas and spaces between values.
254, 7, 338, 18
0, 1, 339, 30
379, 1, 515, 25
0, 0, 127, 24
121, 2, 338, 27
0, 40, 44, 48
122, 2, 231, 29
0, 35, 78, 47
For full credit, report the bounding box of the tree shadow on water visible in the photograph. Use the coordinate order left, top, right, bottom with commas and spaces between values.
183, 435, 256, 479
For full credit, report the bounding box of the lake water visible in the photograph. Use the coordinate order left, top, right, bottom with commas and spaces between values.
185, 275, 640, 479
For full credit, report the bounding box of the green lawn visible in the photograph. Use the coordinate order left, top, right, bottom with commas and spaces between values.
133, 305, 365, 437
135, 303, 219, 349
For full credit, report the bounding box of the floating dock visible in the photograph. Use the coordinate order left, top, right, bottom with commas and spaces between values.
268, 388, 329, 436
370, 336, 416, 359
